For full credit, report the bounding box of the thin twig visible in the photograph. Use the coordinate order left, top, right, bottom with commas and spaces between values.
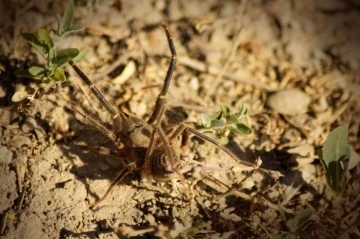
0, 212, 7, 235
15, 163, 22, 193
16, 191, 25, 213
216, 170, 256, 199
337, 208, 360, 239
202, 175, 252, 201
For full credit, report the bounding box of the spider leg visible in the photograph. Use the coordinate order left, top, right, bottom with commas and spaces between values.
74, 143, 134, 166
141, 129, 157, 182
90, 167, 130, 209
168, 123, 188, 150
147, 24, 177, 125
143, 25, 180, 181
167, 123, 280, 179
68, 60, 117, 116
68, 60, 124, 135
64, 101, 117, 142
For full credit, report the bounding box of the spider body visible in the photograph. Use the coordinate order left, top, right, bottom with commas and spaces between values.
115, 113, 152, 148
68, 24, 267, 207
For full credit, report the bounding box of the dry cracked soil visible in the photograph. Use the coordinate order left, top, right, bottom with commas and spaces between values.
0, 0, 360, 238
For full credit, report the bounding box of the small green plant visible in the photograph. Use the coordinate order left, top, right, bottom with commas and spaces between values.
15, 0, 84, 82
197, 103, 252, 145
318, 125, 350, 199
274, 206, 314, 238
53, 0, 84, 39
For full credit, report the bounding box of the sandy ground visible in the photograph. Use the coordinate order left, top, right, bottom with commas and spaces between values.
0, 0, 360, 238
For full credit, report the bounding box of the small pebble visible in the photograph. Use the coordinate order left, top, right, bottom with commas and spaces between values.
189, 76, 199, 91
113, 60, 136, 85
35, 128, 46, 140
266, 89, 311, 116
0, 145, 13, 165
0, 84, 5, 97
9, 135, 32, 149
287, 144, 314, 157
21, 117, 37, 133
349, 146, 360, 170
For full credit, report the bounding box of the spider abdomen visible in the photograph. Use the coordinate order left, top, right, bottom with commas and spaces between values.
150, 147, 180, 182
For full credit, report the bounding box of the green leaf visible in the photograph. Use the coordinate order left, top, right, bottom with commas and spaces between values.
329, 162, 343, 194
227, 115, 240, 124
278, 206, 312, 237
210, 119, 226, 129
321, 125, 350, 169
61, 0, 74, 33
52, 48, 80, 67
235, 102, 248, 120
72, 49, 86, 63
205, 112, 219, 121
220, 103, 230, 117
37, 28, 54, 50
319, 125, 350, 198
49, 67, 66, 82
277, 205, 292, 222
22, 30, 55, 58
56, 14, 63, 35
14, 69, 35, 78
325, 161, 348, 197
22, 33, 48, 57
291, 208, 313, 230
230, 123, 252, 135
217, 136, 229, 145
61, 25, 85, 38
214, 111, 223, 120
200, 113, 211, 128
15, 65, 47, 80
64, 24, 84, 34
28, 65, 47, 77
